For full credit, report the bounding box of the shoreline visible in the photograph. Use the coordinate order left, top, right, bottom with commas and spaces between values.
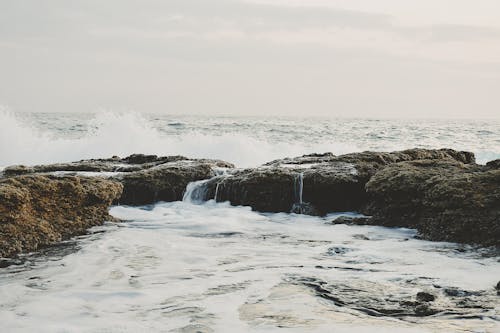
1, 148, 499, 259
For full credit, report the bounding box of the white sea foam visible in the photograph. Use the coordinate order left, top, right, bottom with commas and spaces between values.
2, 109, 500, 169
0, 201, 498, 332
0, 110, 359, 168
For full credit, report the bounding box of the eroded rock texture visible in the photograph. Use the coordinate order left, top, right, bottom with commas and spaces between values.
0, 175, 123, 257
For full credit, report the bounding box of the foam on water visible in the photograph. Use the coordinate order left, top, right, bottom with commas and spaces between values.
1, 109, 499, 169
1, 108, 499, 331
0, 201, 498, 332
0, 110, 357, 168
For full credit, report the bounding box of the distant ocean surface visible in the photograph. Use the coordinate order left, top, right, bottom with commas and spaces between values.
1, 111, 499, 168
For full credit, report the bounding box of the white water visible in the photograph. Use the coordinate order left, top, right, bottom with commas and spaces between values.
0, 110, 357, 168
1, 110, 499, 332
182, 178, 214, 204
295, 172, 304, 205
1, 109, 499, 168
0, 201, 498, 332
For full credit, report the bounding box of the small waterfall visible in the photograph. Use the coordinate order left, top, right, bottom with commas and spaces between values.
183, 168, 230, 204
182, 178, 212, 204
295, 172, 304, 205
214, 182, 221, 202
291, 172, 316, 215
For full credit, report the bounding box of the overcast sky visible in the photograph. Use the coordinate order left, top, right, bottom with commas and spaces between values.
1, 0, 499, 118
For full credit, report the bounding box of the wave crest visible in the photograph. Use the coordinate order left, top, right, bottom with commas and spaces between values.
0, 110, 357, 168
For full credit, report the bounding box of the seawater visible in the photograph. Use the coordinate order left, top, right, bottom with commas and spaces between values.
0, 201, 499, 332
0, 111, 499, 332
1, 110, 499, 168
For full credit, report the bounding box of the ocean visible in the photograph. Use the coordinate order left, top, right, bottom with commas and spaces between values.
1, 111, 499, 168
0, 111, 499, 332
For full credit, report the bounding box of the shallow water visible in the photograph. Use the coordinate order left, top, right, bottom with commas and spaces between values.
1, 111, 499, 331
0, 201, 498, 332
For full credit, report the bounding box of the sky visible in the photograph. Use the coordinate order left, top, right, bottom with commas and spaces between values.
0, 0, 499, 118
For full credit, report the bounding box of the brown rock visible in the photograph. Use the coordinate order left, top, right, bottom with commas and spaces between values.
215, 149, 474, 214
364, 159, 500, 246
117, 160, 231, 205
0, 175, 123, 258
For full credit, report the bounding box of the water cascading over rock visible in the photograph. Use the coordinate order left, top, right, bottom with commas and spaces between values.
291, 172, 317, 215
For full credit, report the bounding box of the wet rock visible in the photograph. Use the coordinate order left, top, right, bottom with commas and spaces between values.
3, 154, 234, 206
0, 175, 123, 258
352, 234, 370, 241
330, 215, 372, 225
415, 304, 437, 317
364, 159, 500, 246
3, 155, 190, 175
216, 148, 473, 214
326, 247, 352, 255
486, 159, 500, 169
416, 292, 436, 302
290, 202, 319, 215
216, 168, 297, 213
117, 159, 231, 205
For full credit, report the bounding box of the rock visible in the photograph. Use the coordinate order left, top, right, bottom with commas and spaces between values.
216, 148, 474, 214
352, 234, 370, 241
0, 175, 123, 258
216, 168, 297, 213
486, 159, 500, 169
117, 160, 230, 205
496, 281, 500, 295
415, 304, 437, 317
331, 215, 372, 225
364, 159, 500, 246
3, 155, 190, 175
3, 154, 235, 206
416, 292, 436, 302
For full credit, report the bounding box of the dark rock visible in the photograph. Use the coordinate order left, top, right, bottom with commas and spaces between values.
331, 215, 372, 225
216, 168, 297, 213
416, 292, 436, 302
486, 159, 500, 169
415, 304, 437, 316
496, 281, 500, 295
291, 202, 319, 215
0, 175, 123, 258
123, 154, 160, 164
116, 160, 231, 205
3, 154, 191, 175
352, 234, 370, 240
216, 148, 474, 214
326, 247, 352, 255
3, 155, 235, 206
364, 159, 500, 246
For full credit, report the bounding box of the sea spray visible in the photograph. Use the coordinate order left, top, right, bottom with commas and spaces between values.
0, 110, 359, 168
1, 110, 499, 168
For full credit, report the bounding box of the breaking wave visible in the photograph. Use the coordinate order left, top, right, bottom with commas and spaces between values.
1, 108, 499, 168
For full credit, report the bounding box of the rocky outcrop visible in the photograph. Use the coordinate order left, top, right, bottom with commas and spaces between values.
0, 175, 123, 258
4, 154, 234, 205
214, 149, 475, 215
118, 160, 231, 205
2, 149, 497, 248
364, 159, 500, 246
216, 168, 298, 213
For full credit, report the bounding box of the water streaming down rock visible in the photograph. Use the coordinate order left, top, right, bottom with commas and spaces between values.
182, 178, 213, 204
291, 172, 316, 215
183, 168, 231, 204
214, 182, 221, 202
